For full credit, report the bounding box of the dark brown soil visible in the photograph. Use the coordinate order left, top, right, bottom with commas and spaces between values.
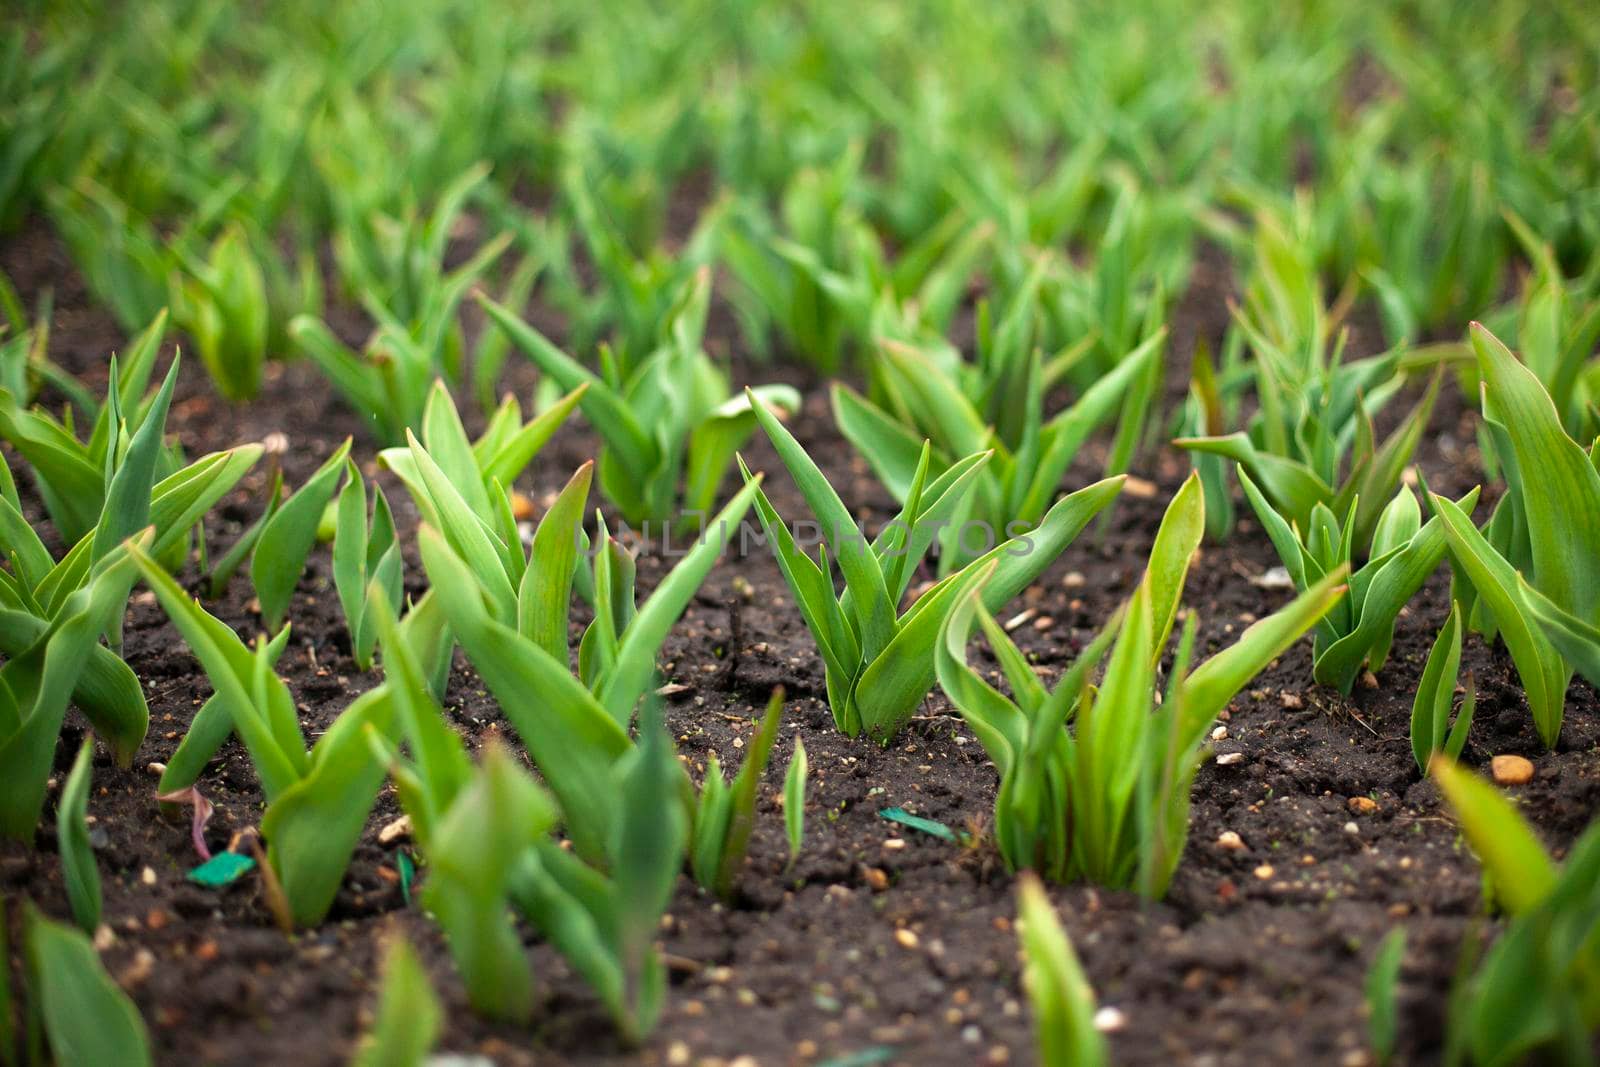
2, 218, 1596, 1067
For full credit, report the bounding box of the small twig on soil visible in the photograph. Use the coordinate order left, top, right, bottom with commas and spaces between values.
721, 594, 743, 690
907, 713, 964, 727
1338, 704, 1381, 738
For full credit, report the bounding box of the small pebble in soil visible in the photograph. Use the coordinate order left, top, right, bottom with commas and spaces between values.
1347, 796, 1378, 815
146, 761, 166, 776
895, 928, 920, 950
1094, 1006, 1128, 1032
1216, 751, 1244, 766
1211, 725, 1228, 741
1063, 571, 1086, 588
1253, 864, 1275, 880
120, 949, 156, 987
140, 865, 157, 886
1123, 476, 1158, 498
377, 814, 412, 844
1491, 754, 1535, 785
1344, 821, 1360, 835
1003, 608, 1035, 632
1217, 830, 1246, 851
1251, 566, 1295, 590
1280, 691, 1304, 709
666, 1041, 691, 1066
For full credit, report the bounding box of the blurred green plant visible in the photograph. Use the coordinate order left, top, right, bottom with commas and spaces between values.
480, 269, 800, 527
22, 904, 152, 1067
1015, 873, 1108, 1067
1433, 759, 1600, 1065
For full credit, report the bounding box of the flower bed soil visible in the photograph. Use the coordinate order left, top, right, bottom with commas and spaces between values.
2, 218, 1596, 1067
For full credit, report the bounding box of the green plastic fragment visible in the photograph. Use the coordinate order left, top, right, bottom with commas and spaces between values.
877, 807, 960, 843
186, 852, 256, 888
817, 1048, 897, 1067
397, 850, 415, 906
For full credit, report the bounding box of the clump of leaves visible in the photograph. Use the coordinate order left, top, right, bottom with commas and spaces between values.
479, 268, 800, 527
130, 542, 448, 927
290, 165, 512, 444
377, 378, 585, 538
833, 324, 1163, 573
1432, 759, 1600, 1065
414, 459, 774, 898
741, 388, 1124, 741
0, 314, 258, 556
1432, 324, 1600, 750
370, 596, 689, 1041
509, 697, 689, 1043
1176, 210, 1441, 557
0, 537, 148, 839
1239, 471, 1479, 694
937, 475, 1347, 896
168, 222, 270, 401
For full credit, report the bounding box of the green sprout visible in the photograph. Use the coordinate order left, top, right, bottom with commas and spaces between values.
691, 688, 786, 900
1432, 759, 1600, 1065
833, 323, 1164, 573
168, 222, 269, 402
290, 166, 512, 444
479, 268, 801, 527
1409, 601, 1475, 775
57, 738, 100, 935
741, 388, 1124, 741
1238, 471, 1479, 694
331, 460, 402, 672
352, 938, 442, 1067
938, 475, 1347, 896
128, 542, 446, 927
1176, 210, 1441, 556
1432, 325, 1600, 750
1015, 873, 1108, 1067
784, 736, 808, 869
